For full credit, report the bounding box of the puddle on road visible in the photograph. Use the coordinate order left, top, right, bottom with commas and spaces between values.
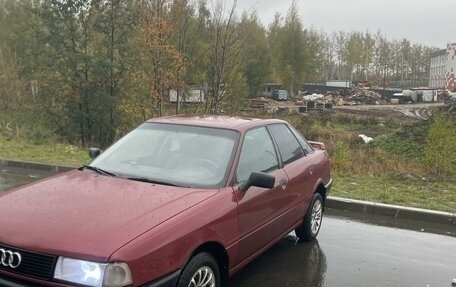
229, 237, 327, 287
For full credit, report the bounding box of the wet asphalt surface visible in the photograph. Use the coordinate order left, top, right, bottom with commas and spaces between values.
1, 165, 455, 287
0, 165, 57, 192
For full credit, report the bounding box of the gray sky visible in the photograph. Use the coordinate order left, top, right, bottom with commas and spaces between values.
228, 0, 455, 48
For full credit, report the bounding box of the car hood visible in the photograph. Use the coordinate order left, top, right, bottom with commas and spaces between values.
0, 170, 217, 261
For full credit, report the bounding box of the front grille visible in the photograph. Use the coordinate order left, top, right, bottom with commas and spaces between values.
0, 244, 57, 280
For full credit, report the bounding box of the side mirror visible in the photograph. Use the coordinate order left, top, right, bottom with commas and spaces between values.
239, 171, 275, 192
88, 148, 101, 160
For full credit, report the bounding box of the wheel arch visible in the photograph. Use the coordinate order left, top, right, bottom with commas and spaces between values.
314, 181, 327, 207
187, 241, 229, 285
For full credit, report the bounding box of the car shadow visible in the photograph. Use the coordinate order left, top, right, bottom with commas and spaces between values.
228, 235, 327, 286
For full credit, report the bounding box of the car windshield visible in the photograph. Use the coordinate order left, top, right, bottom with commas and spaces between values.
89, 123, 239, 189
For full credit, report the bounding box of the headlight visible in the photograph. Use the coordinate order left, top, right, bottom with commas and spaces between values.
54, 257, 132, 287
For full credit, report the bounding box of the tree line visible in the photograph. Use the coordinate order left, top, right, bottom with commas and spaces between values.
0, 0, 438, 146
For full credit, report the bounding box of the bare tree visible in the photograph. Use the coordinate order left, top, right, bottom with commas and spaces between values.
205, 0, 246, 114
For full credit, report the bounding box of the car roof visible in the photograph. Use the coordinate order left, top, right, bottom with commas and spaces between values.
147, 115, 286, 131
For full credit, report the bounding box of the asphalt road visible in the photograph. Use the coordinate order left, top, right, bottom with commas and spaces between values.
229, 217, 456, 287
1, 165, 455, 287
0, 165, 56, 192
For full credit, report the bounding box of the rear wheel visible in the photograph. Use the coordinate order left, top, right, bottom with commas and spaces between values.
295, 193, 324, 241
178, 252, 220, 287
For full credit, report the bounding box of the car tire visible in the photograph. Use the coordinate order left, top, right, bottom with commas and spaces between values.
295, 193, 324, 241
177, 252, 220, 287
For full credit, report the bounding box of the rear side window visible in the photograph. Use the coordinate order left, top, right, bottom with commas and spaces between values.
236, 127, 279, 183
289, 126, 314, 155
268, 124, 305, 165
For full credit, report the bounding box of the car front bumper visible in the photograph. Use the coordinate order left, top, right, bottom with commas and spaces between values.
0, 273, 55, 287
143, 270, 181, 287
324, 178, 333, 197
0, 269, 181, 287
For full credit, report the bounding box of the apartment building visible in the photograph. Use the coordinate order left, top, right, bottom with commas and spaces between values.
429, 43, 456, 90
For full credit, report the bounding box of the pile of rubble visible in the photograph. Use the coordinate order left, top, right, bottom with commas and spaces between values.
248, 97, 278, 109
246, 88, 390, 113
441, 90, 456, 106
300, 88, 389, 106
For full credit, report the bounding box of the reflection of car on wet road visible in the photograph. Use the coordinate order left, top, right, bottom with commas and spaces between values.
0, 115, 332, 287
229, 237, 327, 287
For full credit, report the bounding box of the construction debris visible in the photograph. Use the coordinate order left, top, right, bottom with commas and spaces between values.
248, 97, 277, 109
303, 93, 325, 101
247, 88, 390, 113
322, 88, 388, 106
359, 134, 374, 144
298, 88, 389, 107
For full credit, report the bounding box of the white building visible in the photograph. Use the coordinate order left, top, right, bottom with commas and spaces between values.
429, 43, 456, 90
169, 88, 205, 103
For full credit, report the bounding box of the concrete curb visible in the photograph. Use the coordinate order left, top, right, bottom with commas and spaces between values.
327, 196, 455, 226
0, 159, 75, 172
1, 159, 455, 227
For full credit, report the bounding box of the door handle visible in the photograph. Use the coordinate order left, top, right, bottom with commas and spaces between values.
279, 178, 288, 190
308, 165, 314, 175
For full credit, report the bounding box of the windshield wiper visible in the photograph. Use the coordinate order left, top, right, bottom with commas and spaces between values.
127, 177, 182, 187
81, 165, 117, 177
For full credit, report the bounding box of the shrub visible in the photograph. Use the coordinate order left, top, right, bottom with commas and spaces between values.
425, 113, 456, 175
332, 143, 352, 170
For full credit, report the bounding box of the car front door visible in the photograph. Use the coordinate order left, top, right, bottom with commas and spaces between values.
232, 126, 290, 266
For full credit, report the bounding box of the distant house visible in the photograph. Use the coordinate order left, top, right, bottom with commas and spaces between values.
326, 80, 352, 88
261, 83, 283, 97
429, 43, 456, 90
411, 88, 438, 102
400, 89, 438, 103
169, 88, 205, 103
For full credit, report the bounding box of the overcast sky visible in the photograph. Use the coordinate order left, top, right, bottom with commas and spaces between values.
224, 0, 455, 48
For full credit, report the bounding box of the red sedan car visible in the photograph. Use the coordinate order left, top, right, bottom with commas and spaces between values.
0, 115, 332, 287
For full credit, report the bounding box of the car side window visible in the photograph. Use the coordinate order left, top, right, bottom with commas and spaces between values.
236, 127, 279, 183
289, 126, 314, 155
268, 124, 305, 165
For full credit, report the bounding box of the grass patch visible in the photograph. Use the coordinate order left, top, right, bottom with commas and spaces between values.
280, 112, 456, 212
370, 129, 425, 160
332, 173, 456, 213
0, 137, 88, 166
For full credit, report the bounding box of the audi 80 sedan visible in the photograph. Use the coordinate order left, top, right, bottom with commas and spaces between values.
0, 115, 332, 287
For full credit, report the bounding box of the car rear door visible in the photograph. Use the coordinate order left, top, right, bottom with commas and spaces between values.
267, 124, 317, 225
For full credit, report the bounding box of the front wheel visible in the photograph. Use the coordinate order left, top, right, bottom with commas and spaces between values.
295, 193, 324, 241
178, 252, 220, 287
